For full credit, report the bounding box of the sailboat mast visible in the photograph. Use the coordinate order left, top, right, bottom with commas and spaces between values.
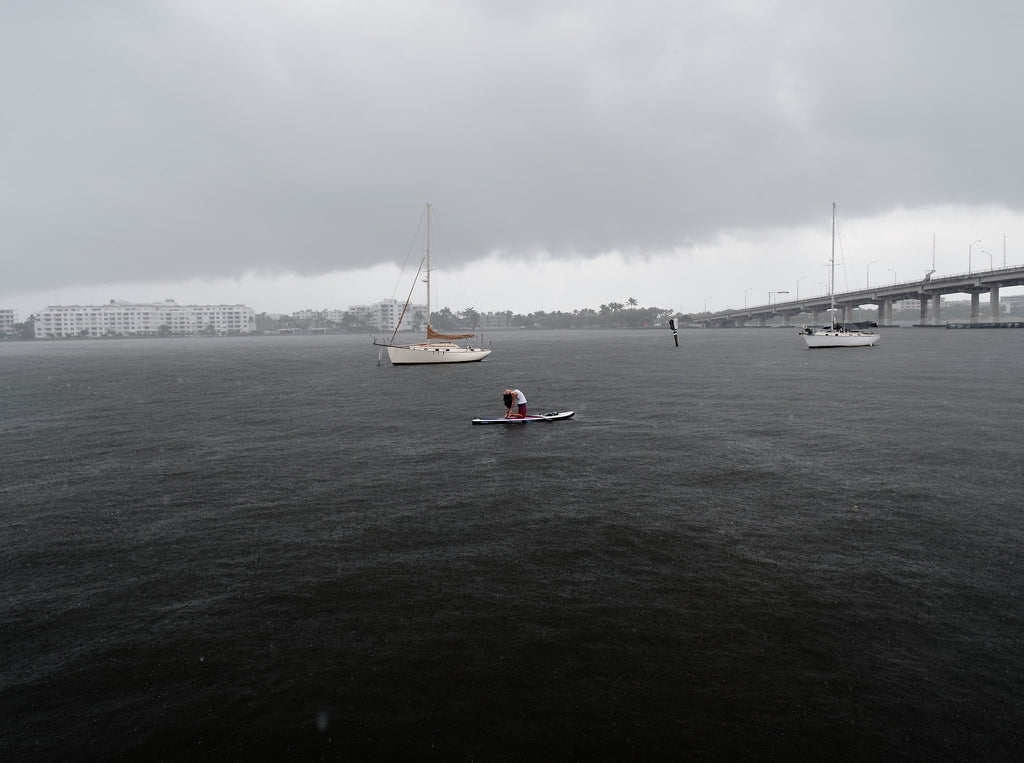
426, 202, 431, 327
830, 202, 837, 312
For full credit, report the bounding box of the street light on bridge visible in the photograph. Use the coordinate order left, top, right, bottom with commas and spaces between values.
866, 260, 878, 288
980, 250, 993, 270
968, 239, 981, 274
768, 290, 789, 307
888, 268, 897, 284
796, 276, 806, 299
744, 287, 753, 308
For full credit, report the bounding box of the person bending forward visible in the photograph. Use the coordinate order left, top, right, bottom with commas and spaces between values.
503, 388, 528, 418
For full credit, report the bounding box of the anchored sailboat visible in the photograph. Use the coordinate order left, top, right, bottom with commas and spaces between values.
374, 203, 492, 364
800, 203, 880, 348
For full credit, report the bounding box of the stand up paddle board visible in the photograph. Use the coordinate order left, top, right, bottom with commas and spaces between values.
471, 410, 574, 425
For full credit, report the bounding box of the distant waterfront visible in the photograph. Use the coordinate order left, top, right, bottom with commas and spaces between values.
3, 293, 1023, 341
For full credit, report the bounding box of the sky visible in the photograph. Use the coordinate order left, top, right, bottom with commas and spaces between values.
3, 0, 1024, 319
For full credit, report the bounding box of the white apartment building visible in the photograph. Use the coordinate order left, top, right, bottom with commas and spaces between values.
34, 300, 256, 338
481, 311, 513, 329
0, 308, 17, 335
349, 299, 427, 332
323, 309, 347, 324
373, 299, 401, 332
287, 308, 351, 326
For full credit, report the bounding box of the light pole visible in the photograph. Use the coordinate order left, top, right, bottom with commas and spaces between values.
866, 260, 878, 288
704, 297, 712, 314
744, 288, 753, 308
796, 276, 806, 299
888, 268, 897, 284
769, 290, 789, 307
968, 239, 981, 273
980, 250, 993, 270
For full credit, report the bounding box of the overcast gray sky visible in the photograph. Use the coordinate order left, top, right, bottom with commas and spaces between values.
3, 1, 1023, 317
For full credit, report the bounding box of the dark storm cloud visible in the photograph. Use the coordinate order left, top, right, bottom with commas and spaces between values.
3, 0, 1022, 293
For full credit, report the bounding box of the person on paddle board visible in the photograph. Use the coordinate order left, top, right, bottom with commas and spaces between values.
503, 388, 528, 419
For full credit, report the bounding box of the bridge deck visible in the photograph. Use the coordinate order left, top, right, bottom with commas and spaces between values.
705, 265, 1024, 327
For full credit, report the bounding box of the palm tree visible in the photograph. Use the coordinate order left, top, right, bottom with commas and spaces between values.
627, 297, 639, 307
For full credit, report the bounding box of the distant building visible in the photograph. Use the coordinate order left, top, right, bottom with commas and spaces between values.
323, 309, 347, 324
349, 299, 426, 332
347, 305, 373, 325
0, 308, 17, 335
480, 311, 512, 329
372, 299, 402, 332
286, 309, 350, 327
1003, 294, 1024, 314
34, 300, 255, 338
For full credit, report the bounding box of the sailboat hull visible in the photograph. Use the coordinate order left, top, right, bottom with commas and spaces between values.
801, 330, 879, 348
385, 342, 492, 364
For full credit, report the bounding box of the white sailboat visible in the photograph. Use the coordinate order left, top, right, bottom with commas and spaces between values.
374, 203, 492, 364
800, 203, 880, 349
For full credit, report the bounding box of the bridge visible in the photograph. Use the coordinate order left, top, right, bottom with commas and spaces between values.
703, 264, 1024, 328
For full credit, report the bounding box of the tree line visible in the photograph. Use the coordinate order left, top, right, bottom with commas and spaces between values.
432, 302, 675, 330
254, 299, 676, 333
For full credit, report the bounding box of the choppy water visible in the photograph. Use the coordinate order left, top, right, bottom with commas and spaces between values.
2, 329, 1023, 760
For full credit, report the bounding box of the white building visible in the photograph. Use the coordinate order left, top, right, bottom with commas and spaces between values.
34, 300, 256, 338
481, 311, 513, 329
323, 309, 347, 324
349, 299, 427, 332
0, 308, 17, 335
372, 299, 402, 332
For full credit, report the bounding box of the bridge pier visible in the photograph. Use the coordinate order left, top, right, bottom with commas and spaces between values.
919, 298, 928, 324
966, 287, 1000, 324
878, 299, 892, 325
931, 293, 942, 325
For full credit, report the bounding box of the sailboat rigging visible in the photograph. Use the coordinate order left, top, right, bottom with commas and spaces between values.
800, 203, 880, 348
373, 203, 492, 364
